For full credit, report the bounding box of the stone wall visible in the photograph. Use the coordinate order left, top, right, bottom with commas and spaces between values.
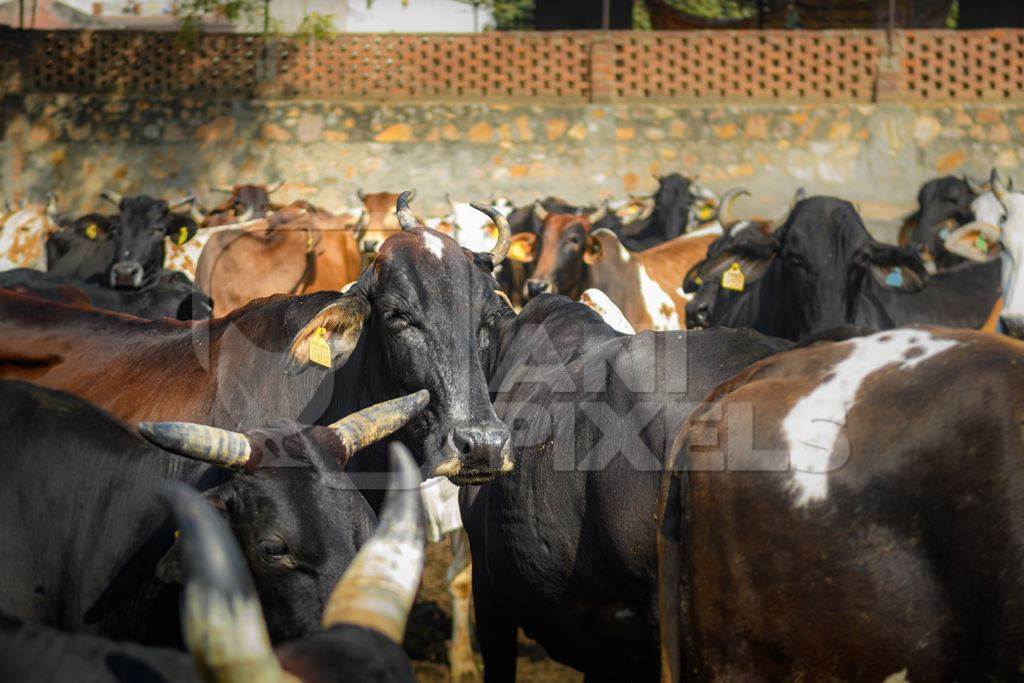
4, 94, 1022, 235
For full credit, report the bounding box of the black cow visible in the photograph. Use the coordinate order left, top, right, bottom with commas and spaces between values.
684, 196, 1002, 341
0, 442, 423, 683
900, 175, 978, 269
612, 173, 718, 250
45, 212, 117, 280
46, 192, 199, 287
0, 268, 213, 320
458, 294, 791, 680
0, 379, 427, 646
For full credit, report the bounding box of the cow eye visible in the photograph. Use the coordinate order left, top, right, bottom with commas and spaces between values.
258, 538, 290, 562
383, 310, 411, 330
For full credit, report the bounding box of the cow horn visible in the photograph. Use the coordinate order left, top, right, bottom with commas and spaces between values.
964, 175, 986, 196
101, 190, 123, 206
470, 201, 511, 264
357, 188, 367, 202
328, 390, 430, 459
771, 188, 804, 231
714, 187, 750, 225
532, 200, 549, 222
169, 194, 196, 210
158, 482, 282, 683
321, 442, 425, 643
235, 205, 254, 223
587, 199, 609, 225
396, 190, 419, 232
266, 180, 284, 194
190, 203, 206, 225
137, 422, 252, 471
45, 193, 59, 222
211, 186, 234, 194
991, 168, 1010, 212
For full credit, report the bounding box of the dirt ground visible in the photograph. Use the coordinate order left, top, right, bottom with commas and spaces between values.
404, 540, 584, 683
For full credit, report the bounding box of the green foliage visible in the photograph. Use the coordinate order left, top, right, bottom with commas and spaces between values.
295, 12, 337, 41
946, 0, 959, 28
365, 0, 532, 30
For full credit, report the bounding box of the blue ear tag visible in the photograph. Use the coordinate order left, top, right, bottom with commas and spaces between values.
938, 227, 950, 240
885, 267, 904, 288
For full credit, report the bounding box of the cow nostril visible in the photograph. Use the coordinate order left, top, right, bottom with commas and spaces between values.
525, 279, 550, 298
451, 428, 474, 456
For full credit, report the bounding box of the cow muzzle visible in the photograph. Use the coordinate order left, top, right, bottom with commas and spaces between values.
433, 419, 513, 485
524, 278, 550, 300
110, 261, 144, 288
687, 302, 711, 329
1000, 314, 1024, 340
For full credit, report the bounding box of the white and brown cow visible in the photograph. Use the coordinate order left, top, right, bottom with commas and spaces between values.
660, 325, 1024, 680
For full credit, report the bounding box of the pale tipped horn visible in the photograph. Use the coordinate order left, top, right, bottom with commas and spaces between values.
101, 190, 123, 206
321, 442, 425, 643
190, 203, 206, 225
587, 199, 609, 225
992, 168, 1010, 212
470, 200, 511, 264
773, 187, 805, 230
357, 188, 367, 202
328, 390, 430, 458
159, 482, 282, 683
265, 180, 284, 194
138, 422, 252, 471
714, 187, 750, 225
964, 175, 986, 196
169, 194, 196, 210
211, 186, 234, 194
45, 193, 59, 222
396, 190, 419, 231
532, 200, 549, 222
235, 205, 254, 223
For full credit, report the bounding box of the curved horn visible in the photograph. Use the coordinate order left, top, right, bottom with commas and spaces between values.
158, 482, 282, 683
396, 190, 419, 231
328, 390, 430, 459
189, 203, 206, 225
587, 199, 609, 225
101, 190, 122, 206
771, 188, 805, 231
964, 175, 986, 196
137, 422, 252, 471
445, 193, 458, 214
211, 186, 234, 194
992, 168, 1010, 212
470, 200, 511, 264
235, 205, 254, 223
321, 442, 425, 643
265, 180, 284, 194
532, 200, 549, 222
357, 188, 367, 202
169, 194, 196, 210
714, 187, 750, 225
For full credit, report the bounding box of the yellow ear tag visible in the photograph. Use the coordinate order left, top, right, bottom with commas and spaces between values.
308, 326, 333, 368
507, 240, 531, 262
85, 224, 98, 240
721, 263, 745, 292
698, 205, 716, 222
176, 226, 189, 245
694, 275, 703, 286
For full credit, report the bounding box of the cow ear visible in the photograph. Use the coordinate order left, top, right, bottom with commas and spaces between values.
943, 221, 1002, 262
284, 291, 371, 375
862, 242, 929, 292
583, 235, 603, 265
156, 486, 231, 585
507, 233, 536, 263
165, 214, 198, 244
682, 259, 706, 294
699, 241, 777, 286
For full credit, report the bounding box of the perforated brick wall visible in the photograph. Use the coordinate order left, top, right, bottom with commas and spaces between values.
5, 28, 1024, 103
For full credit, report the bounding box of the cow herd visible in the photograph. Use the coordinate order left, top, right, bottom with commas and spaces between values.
1, 168, 1023, 682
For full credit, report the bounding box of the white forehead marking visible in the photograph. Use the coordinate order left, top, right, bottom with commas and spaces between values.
637, 264, 679, 330
782, 329, 957, 507
580, 288, 635, 335
422, 231, 446, 260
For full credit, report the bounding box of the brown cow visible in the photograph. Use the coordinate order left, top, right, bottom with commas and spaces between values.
352, 190, 426, 254
200, 182, 285, 227
195, 205, 361, 316
517, 208, 720, 330
659, 326, 1024, 680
